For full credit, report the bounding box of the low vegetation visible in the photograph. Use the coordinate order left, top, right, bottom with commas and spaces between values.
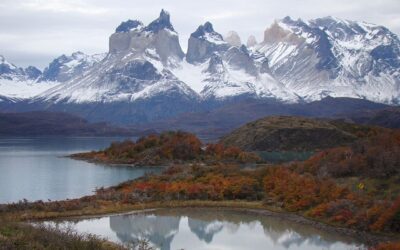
0, 221, 125, 250
72, 131, 261, 165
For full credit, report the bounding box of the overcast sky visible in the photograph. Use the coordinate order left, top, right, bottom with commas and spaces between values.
1, 0, 399, 69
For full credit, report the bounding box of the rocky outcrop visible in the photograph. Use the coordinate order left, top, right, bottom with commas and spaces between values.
0, 55, 24, 80
186, 22, 230, 64
224, 31, 242, 47
24, 66, 42, 80
39, 51, 104, 82
247, 35, 258, 47
224, 45, 257, 75
109, 9, 184, 66
0, 55, 43, 81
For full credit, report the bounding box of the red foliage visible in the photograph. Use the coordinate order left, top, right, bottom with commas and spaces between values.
370, 196, 400, 232
298, 130, 400, 178
102, 131, 260, 164
263, 167, 349, 211
370, 242, 400, 250
126, 165, 262, 201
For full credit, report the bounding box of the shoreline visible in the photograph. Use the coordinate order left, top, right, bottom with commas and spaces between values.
67, 154, 169, 167
68, 154, 263, 168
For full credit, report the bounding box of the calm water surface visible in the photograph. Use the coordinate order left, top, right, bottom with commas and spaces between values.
51, 208, 365, 250
0, 137, 160, 204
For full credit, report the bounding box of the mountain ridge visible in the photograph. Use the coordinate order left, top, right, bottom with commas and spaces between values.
0, 10, 399, 124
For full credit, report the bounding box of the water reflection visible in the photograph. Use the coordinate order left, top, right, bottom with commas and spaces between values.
61, 208, 365, 250
110, 214, 180, 250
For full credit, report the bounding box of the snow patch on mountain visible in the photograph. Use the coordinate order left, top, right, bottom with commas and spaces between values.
171, 59, 207, 93
0, 79, 59, 100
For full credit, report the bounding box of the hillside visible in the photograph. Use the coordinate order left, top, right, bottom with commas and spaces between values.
343, 107, 400, 129
0, 111, 149, 136
137, 97, 388, 140
220, 116, 381, 151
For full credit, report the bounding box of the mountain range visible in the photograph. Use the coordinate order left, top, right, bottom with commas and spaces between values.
0, 10, 399, 125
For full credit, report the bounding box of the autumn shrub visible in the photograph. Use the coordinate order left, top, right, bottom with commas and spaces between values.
263, 167, 349, 211
370, 196, 400, 232
297, 130, 400, 178
96, 131, 262, 165
370, 242, 400, 250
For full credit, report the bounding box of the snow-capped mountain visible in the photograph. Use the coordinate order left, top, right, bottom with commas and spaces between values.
39, 51, 105, 82
30, 10, 200, 123
0, 55, 54, 101
256, 16, 400, 103
0, 51, 104, 101
37, 10, 197, 104
0, 55, 40, 81
1, 10, 399, 123
174, 22, 298, 101
35, 11, 298, 109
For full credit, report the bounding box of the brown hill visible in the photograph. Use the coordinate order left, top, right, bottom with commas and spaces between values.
220, 116, 380, 151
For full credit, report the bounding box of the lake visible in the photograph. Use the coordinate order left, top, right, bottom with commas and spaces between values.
0, 137, 160, 204
49, 208, 365, 250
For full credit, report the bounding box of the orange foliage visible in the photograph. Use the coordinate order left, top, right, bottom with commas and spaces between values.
125, 164, 262, 201
298, 130, 400, 178
370, 196, 400, 232
370, 242, 400, 250
264, 167, 349, 211
101, 131, 260, 164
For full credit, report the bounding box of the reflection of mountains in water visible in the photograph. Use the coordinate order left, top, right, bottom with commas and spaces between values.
167, 208, 359, 248
108, 208, 361, 249
187, 218, 224, 243
109, 213, 180, 250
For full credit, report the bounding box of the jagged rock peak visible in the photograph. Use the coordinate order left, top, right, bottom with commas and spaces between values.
281, 16, 306, 25
24, 66, 42, 80
282, 16, 293, 23
70, 51, 86, 59
39, 51, 103, 82
144, 9, 175, 32
263, 21, 296, 44
0, 55, 15, 67
207, 53, 224, 74
224, 31, 242, 47
115, 19, 143, 33
0, 55, 21, 77
247, 35, 257, 47
186, 21, 228, 63
203, 22, 215, 33
192, 22, 222, 40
